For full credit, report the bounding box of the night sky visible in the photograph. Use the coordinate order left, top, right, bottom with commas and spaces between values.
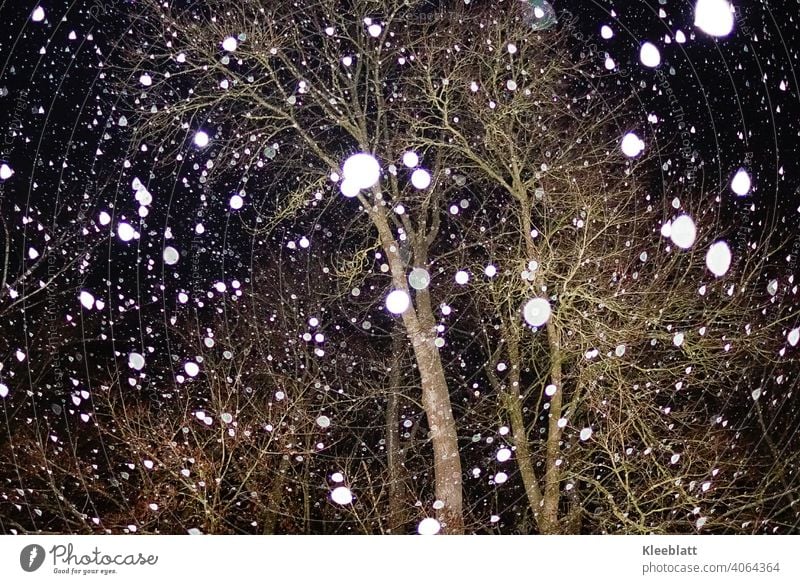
3, 0, 799, 268
1, 0, 800, 534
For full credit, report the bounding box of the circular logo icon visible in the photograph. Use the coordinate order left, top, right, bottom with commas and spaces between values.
20, 544, 46, 572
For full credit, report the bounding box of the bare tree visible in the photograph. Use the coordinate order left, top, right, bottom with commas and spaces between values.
107, 0, 800, 535
119, 0, 478, 532
0, 181, 108, 534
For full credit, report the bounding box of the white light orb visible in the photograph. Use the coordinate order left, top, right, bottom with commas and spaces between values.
79, 291, 95, 310
163, 246, 180, 265
339, 178, 360, 198
0, 163, 14, 180
128, 352, 145, 371
454, 270, 469, 285
342, 152, 381, 189
496, 448, 512, 462
694, 0, 734, 37
705, 241, 732, 277
417, 517, 441, 535
408, 268, 431, 290
331, 486, 353, 505
411, 168, 432, 190
117, 222, 136, 242
222, 37, 238, 52
402, 151, 419, 168
184, 362, 200, 377
229, 194, 244, 209
523, 298, 552, 327
194, 131, 210, 148
670, 214, 697, 249
386, 289, 411, 314
135, 188, 153, 206
639, 42, 661, 68
731, 168, 751, 196
621, 132, 645, 157
32, 6, 45, 22
768, 279, 778, 296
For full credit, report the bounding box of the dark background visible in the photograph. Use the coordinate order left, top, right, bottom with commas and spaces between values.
1, 0, 799, 533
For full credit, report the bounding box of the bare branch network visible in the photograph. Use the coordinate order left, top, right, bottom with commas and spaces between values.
1, 0, 798, 535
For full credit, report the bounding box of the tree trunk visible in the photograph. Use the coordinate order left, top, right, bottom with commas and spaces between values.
520, 198, 565, 534
484, 320, 559, 534
500, 333, 550, 533
541, 318, 565, 534
371, 207, 464, 533
386, 334, 407, 533
406, 320, 464, 533
262, 455, 290, 534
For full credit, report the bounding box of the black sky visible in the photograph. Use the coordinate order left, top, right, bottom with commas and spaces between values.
1, 0, 799, 424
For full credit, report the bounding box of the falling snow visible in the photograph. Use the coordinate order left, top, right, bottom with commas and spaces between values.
194, 131, 210, 148
670, 215, 697, 249
343, 153, 381, 190
410, 168, 432, 190
639, 42, 661, 68
128, 353, 145, 371
386, 290, 411, 314
417, 517, 441, 535
706, 241, 732, 276
0, 0, 797, 540
523, 298, 552, 327
331, 486, 353, 505
694, 0, 735, 37
731, 168, 751, 196
621, 132, 645, 157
